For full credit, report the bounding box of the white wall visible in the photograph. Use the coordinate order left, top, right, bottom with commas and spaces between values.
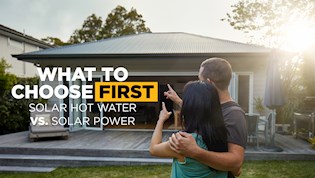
228, 56, 268, 113
0, 35, 40, 77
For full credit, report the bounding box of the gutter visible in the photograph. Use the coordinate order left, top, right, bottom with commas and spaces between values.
13, 52, 271, 61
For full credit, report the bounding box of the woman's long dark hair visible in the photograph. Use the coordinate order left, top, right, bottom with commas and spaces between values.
181, 81, 228, 150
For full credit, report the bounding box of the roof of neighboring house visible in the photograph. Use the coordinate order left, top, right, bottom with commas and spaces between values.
14, 32, 271, 60
0, 24, 53, 49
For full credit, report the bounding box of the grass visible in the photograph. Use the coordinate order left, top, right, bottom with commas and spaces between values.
1, 161, 315, 178
240, 160, 315, 178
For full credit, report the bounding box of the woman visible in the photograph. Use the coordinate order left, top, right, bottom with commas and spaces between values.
150, 81, 228, 178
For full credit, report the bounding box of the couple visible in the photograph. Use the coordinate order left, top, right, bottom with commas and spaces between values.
150, 58, 247, 178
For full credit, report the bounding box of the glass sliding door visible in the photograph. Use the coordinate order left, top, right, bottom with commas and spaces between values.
84, 76, 103, 130
229, 72, 253, 113
69, 79, 84, 131
238, 75, 250, 113
229, 73, 238, 101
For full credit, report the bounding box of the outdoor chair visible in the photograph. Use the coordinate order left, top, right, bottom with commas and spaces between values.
245, 113, 260, 148
257, 113, 271, 145
29, 109, 69, 142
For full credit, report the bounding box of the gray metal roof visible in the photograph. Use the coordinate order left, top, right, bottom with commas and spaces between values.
14, 32, 270, 60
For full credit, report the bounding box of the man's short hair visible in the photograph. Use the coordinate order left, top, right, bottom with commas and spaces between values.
200, 58, 232, 91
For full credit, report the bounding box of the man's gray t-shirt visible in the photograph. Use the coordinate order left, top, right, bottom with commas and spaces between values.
221, 101, 247, 148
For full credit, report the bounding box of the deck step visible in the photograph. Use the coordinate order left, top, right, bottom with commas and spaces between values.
0, 147, 152, 158
0, 154, 172, 167
245, 152, 315, 160
1, 147, 315, 161
0, 166, 56, 172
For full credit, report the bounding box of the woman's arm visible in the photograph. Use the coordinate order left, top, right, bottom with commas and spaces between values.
150, 102, 184, 161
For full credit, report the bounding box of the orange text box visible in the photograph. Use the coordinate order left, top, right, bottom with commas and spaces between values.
94, 82, 158, 102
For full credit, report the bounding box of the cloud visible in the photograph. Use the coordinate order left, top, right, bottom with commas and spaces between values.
0, 0, 118, 41
0, 0, 246, 43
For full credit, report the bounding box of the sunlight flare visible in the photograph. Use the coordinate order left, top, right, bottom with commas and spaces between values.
281, 19, 315, 52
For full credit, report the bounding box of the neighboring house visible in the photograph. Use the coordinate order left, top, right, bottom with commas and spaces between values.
14, 32, 271, 131
0, 24, 52, 77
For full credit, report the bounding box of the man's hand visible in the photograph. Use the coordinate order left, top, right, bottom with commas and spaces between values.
164, 84, 182, 106
232, 168, 242, 177
168, 131, 199, 157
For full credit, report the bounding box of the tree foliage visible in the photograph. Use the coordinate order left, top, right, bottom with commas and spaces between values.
102, 5, 151, 38
0, 58, 16, 96
41, 37, 70, 46
0, 59, 42, 135
222, 0, 315, 47
69, 14, 104, 44
302, 48, 315, 96
43, 5, 151, 45
223, 0, 315, 124
277, 54, 305, 124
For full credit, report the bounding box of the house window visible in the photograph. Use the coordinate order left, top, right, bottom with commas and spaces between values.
8, 38, 24, 50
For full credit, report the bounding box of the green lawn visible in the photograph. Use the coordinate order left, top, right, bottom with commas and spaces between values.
1, 161, 315, 178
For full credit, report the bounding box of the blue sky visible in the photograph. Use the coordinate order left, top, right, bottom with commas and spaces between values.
0, 0, 246, 43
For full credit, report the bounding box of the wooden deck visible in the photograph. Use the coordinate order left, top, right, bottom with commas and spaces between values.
0, 130, 314, 153
0, 129, 172, 150
245, 133, 315, 154
0, 129, 314, 169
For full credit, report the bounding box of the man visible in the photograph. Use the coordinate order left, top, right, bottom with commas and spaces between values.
164, 57, 247, 177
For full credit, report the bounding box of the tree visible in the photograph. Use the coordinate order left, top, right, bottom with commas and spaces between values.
43, 6, 151, 45
69, 14, 104, 44
222, 0, 315, 47
41, 37, 70, 46
303, 47, 315, 96
102, 5, 151, 38
68, 6, 151, 44
222, 0, 315, 124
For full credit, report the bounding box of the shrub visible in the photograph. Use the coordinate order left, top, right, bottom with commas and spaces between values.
0, 58, 43, 135
254, 97, 265, 115
277, 56, 305, 125
0, 77, 43, 135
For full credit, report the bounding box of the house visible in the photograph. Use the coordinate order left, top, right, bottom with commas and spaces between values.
13, 32, 271, 131
0, 24, 52, 77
